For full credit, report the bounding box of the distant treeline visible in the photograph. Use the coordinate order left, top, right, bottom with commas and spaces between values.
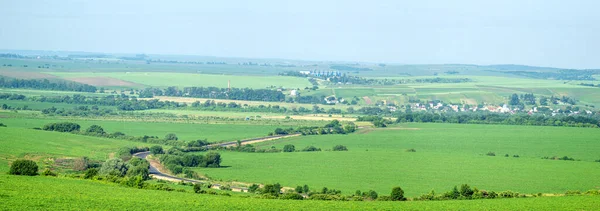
394, 112, 600, 128
330, 65, 373, 71
279, 71, 471, 85
486, 69, 600, 80
579, 83, 600, 88
139, 87, 285, 102
0, 77, 97, 93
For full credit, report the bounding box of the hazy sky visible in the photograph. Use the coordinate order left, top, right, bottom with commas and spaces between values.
1, 0, 599, 68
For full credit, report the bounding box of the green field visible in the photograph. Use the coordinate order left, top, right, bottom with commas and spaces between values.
1, 175, 599, 210
193, 124, 600, 197
0, 117, 280, 142
47, 72, 312, 89
0, 127, 151, 173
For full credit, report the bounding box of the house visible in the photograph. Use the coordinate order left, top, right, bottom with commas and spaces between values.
290, 90, 298, 96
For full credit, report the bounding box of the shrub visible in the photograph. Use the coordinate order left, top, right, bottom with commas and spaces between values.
9, 159, 38, 176
405, 148, 416, 152
248, 184, 260, 193
41, 168, 57, 176
84, 168, 99, 179
43, 122, 81, 132
150, 145, 164, 154
164, 133, 178, 141
302, 146, 321, 152
332, 145, 348, 151
85, 125, 105, 134
283, 144, 295, 152
193, 183, 202, 193
0, 123, 6, 127
280, 193, 304, 200
513, 154, 520, 158
202, 151, 221, 168
390, 186, 406, 201
504, 154, 509, 157
99, 158, 128, 177
367, 190, 378, 200
459, 184, 474, 197
486, 152, 496, 156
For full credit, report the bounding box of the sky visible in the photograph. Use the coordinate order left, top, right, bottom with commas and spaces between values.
1, 0, 599, 69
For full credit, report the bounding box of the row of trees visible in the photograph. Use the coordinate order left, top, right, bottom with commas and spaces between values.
0, 77, 97, 92
139, 86, 286, 102
395, 111, 600, 128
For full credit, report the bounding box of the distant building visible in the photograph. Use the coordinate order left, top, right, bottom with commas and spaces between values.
290, 90, 298, 96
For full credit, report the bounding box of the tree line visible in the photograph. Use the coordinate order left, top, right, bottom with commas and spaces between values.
0, 77, 97, 93
139, 86, 285, 102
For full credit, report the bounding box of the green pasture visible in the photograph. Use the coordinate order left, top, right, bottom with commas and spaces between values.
194, 124, 600, 197
47, 72, 312, 89
0, 117, 279, 142
1, 175, 599, 210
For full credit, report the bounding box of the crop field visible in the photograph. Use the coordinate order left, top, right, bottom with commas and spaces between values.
47, 72, 312, 89
1, 175, 599, 210
193, 124, 600, 197
0, 117, 280, 142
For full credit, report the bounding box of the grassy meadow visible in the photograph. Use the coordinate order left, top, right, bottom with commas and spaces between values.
0, 117, 280, 142
1, 175, 599, 210
194, 124, 600, 197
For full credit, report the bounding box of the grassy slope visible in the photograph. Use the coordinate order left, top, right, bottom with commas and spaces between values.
194, 124, 600, 197
0, 127, 151, 172
1, 175, 599, 211
0, 117, 280, 142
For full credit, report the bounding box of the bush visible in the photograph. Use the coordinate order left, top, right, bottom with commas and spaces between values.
43, 122, 81, 132
513, 154, 520, 158
301, 146, 321, 152
283, 144, 295, 152
84, 168, 99, 179
248, 184, 260, 193
0, 123, 6, 127
281, 193, 304, 200
9, 159, 38, 176
332, 145, 348, 151
150, 145, 164, 154
193, 183, 202, 193
164, 133, 178, 141
41, 168, 57, 176
390, 186, 406, 201
405, 148, 416, 152
99, 158, 128, 177
486, 152, 496, 156
85, 125, 105, 134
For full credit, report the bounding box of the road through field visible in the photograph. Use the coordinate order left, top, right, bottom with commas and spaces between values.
134, 133, 301, 190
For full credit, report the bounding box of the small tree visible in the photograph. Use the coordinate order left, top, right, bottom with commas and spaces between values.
368, 190, 379, 200
150, 145, 164, 154
302, 184, 310, 193
459, 184, 474, 197
193, 183, 202, 193
295, 186, 303, 193
99, 158, 128, 177
9, 159, 38, 176
391, 186, 406, 201
164, 133, 178, 141
283, 144, 295, 152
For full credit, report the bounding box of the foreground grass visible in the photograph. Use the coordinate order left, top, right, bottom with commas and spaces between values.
195, 124, 600, 197
1, 175, 599, 210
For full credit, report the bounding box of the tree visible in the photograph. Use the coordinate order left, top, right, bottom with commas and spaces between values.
283, 144, 295, 152
164, 133, 178, 141
303, 184, 309, 193
150, 145, 164, 154
509, 93, 520, 106
368, 190, 378, 200
203, 151, 221, 167
85, 125, 105, 134
295, 186, 303, 193
99, 158, 128, 177
459, 184, 474, 197
391, 187, 406, 201
193, 183, 202, 193
9, 159, 38, 176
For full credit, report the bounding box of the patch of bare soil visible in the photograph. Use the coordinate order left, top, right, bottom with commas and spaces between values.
66, 76, 142, 87
0, 70, 58, 79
